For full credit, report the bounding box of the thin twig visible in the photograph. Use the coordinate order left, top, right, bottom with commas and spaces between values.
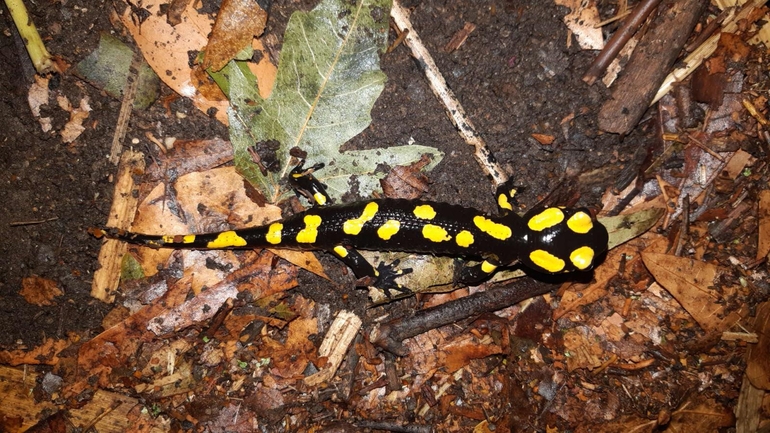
686, 132, 724, 161
583, 0, 662, 85
390, 1, 507, 187
9, 217, 58, 226
674, 194, 689, 256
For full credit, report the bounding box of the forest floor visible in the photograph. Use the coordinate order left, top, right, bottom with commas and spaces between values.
1, 0, 769, 431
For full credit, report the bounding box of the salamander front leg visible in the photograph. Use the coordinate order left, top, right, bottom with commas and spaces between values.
289, 161, 332, 207
332, 245, 413, 298
495, 179, 522, 215
455, 258, 500, 287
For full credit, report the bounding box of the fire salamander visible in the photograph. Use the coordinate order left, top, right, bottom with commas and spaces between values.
95, 163, 609, 298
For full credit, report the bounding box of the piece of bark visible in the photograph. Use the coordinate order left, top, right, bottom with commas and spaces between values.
370, 278, 556, 355
91, 150, 145, 302
598, 0, 707, 135
583, 0, 663, 86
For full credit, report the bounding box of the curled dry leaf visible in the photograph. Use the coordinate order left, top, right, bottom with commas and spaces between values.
60, 96, 91, 143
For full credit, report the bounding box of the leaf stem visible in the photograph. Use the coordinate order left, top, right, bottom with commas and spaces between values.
5, 0, 56, 74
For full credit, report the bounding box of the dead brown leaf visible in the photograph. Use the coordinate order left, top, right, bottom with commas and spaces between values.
641, 252, 744, 333
443, 337, 502, 373
531, 133, 555, 145
19, 276, 63, 306
117, 0, 276, 123
746, 301, 770, 390
563, 327, 603, 371
203, 0, 268, 72
0, 338, 70, 366
262, 316, 319, 378
669, 399, 735, 430
65, 276, 192, 397
147, 250, 298, 335
380, 154, 432, 199
59, 96, 91, 143
719, 32, 751, 63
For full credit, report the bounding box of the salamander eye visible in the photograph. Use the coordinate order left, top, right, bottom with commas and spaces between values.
522, 207, 609, 274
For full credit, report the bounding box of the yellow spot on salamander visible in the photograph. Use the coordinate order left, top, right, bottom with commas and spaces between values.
455, 230, 474, 247
313, 192, 327, 206
266, 222, 282, 244
529, 249, 565, 273
569, 246, 595, 270
473, 216, 512, 240
481, 260, 497, 274
528, 208, 565, 231
377, 219, 401, 240
296, 215, 322, 243
343, 202, 379, 235
422, 224, 451, 242
206, 231, 247, 248
497, 193, 513, 211
333, 245, 349, 258
567, 211, 593, 234
413, 204, 436, 220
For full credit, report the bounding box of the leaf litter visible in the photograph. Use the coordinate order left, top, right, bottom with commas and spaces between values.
214, 0, 444, 202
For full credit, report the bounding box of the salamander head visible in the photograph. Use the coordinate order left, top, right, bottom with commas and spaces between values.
518, 207, 608, 274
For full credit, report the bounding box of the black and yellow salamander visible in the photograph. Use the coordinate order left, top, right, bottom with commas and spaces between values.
95, 163, 609, 298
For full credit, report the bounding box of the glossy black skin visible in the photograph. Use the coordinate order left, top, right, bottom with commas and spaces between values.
105, 199, 608, 274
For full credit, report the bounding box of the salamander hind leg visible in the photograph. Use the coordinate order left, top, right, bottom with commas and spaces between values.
331, 245, 413, 298
370, 260, 413, 299
455, 258, 500, 287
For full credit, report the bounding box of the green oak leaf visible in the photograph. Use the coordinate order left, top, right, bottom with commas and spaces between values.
213, 0, 443, 202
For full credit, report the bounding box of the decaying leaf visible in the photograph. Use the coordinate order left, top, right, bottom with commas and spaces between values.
746, 301, 770, 390
203, 0, 268, 72
59, 96, 91, 143
0, 338, 69, 366
262, 316, 319, 378
641, 252, 744, 332
553, 0, 604, 50
19, 276, 63, 306
602, 207, 665, 250
117, 0, 276, 123
215, 0, 444, 202
563, 326, 604, 371
380, 154, 433, 199
73, 33, 159, 110
146, 250, 298, 335
443, 336, 502, 373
